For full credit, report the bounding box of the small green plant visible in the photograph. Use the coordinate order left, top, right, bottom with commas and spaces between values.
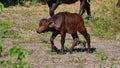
0, 60, 12, 68
10, 46, 27, 60
10, 46, 30, 68
0, 2, 4, 13
0, 45, 30, 68
96, 51, 108, 60
0, 38, 3, 57
78, 39, 86, 47
78, 36, 86, 48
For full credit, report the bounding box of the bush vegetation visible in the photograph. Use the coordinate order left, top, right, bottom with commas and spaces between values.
0, 45, 30, 68
0, 0, 45, 7
86, 0, 120, 39
0, 2, 4, 13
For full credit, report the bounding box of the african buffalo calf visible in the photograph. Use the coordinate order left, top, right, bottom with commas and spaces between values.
37, 12, 91, 54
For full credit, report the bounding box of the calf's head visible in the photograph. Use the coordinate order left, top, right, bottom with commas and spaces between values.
36, 18, 54, 33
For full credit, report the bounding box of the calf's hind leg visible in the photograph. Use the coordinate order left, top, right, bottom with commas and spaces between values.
80, 30, 91, 53
69, 33, 79, 54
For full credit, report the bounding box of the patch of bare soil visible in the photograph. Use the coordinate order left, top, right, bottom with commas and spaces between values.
2, 35, 120, 68
0, 2, 120, 68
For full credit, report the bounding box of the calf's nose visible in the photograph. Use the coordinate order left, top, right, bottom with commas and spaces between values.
36, 29, 39, 33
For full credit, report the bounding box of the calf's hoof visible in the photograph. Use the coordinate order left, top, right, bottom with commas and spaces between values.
86, 49, 92, 53
58, 50, 66, 55
52, 47, 58, 52
69, 50, 73, 54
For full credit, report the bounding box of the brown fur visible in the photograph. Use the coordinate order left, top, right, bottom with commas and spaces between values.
37, 12, 91, 54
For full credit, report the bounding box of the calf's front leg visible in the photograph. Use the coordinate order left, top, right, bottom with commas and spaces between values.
50, 32, 58, 52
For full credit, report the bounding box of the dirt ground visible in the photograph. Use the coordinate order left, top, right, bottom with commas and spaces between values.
0, 2, 120, 68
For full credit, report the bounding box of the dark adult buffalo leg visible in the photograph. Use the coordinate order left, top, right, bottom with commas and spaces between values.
79, 0, 86, 16
80, 31, 91, 53
60, 32, 66, 54
85, 1, 91, 19
80, 0, 91, 19
49, 3, 60, 17
116, 0, 120, 7
69, 33, 79, 54
50, 32, 58, 52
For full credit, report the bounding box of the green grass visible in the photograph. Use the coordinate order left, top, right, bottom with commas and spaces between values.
0, 38, 3, 57
95, 51, 108, 60
22, 22, 37, 31
21, 10, 32, 16
89, 16, 120, 39
0, 19, 20, 39
87, 0, 120, 39
110, 57, 118, 61
46, 50, 57, 55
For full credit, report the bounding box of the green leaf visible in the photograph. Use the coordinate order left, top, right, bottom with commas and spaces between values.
7, 60, 12, 65
10, 46, 18, 57
12, 63, 17, 68
0, 2, 4, 13
0, 38, 3, 56
24, 63, 31, 68
18, 50, 27, 60
96, 51, 108, 60
0, 38, 3, 51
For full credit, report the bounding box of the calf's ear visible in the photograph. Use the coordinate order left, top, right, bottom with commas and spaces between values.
49, 22, 54, 28
48, 19, 54, 28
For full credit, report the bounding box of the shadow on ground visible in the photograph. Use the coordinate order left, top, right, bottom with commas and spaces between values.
55, 48, 96, 54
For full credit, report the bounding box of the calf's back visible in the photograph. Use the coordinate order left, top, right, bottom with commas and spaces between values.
52, 12, 86, 34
